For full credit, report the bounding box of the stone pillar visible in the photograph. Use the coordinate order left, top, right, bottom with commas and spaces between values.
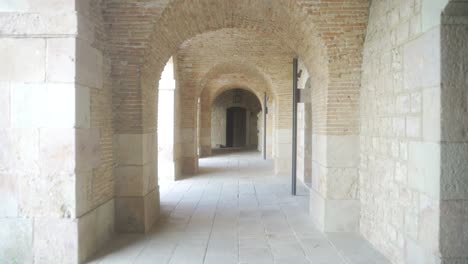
309, 135, 360, 232
0, 1, 113, 263
199, 92, 212, 157
274, 94, 293, 175
174, 86, 199, 176
114, 133, 159, 233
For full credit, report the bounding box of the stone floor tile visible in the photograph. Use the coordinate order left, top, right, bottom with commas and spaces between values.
88, 150, 391, 264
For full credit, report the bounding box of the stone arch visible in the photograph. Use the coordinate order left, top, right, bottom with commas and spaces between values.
197, 62, 275, 158
210, 88, 263, 149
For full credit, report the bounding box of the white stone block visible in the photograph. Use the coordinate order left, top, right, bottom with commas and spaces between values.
39, 128, 76, 174
0, 129, 39, 174
422, 0, 449, 31
34, 218, 78, 264
312, 134, 327, 166
408, 142, 440, 199
0, 218, 33, 264
0, 12, 77, 35
406, 116, 422, 138
11, 83, 76, 128
0, 0, 75, 12
423, 87, 441, 142
403, 28, 441, 90
327, 135, 359, 168
0, 82, 10, 127
0, 39, 45, 82
325, 199, 360, 232
309, 189, 325, 231
18, 171, 76, 218
326, 168, 359, 199
0, 173, 18, 217
46, 38, 76, 82
405, 238, 439, 264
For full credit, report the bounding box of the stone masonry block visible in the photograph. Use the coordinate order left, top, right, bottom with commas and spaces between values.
0, 39, 45, 82
0, 218, 33, 264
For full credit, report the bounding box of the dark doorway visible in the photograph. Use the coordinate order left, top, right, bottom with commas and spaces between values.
226, 107, 247, 147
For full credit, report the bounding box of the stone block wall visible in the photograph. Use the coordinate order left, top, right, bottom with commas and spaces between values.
0, 0, 114, 263
359, 0, 464, 263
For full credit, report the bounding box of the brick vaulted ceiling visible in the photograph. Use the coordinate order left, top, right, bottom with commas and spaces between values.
102, 0, 370, 134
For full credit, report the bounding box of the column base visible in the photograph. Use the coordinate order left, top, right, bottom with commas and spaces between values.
115, 188, 160, 233
310, 189, 360, 232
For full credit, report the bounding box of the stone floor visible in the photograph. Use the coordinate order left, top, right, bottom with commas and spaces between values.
88, 149, 390, 264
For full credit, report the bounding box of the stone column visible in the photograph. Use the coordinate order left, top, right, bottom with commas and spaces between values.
0, 1, 113, 263
113, 35, 159, 235
199, 91, 212, 157
174, 86, 199, 176
309, 134, 360, 232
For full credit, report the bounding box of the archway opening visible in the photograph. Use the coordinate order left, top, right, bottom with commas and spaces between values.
157, 57, 176, 183
210, 88, 262, 152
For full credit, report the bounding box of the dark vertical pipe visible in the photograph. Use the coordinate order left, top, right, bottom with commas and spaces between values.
292, 58, 298, 196
263, 92, 267, 160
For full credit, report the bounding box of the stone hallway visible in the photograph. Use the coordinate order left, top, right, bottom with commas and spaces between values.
88, 149, 390, 264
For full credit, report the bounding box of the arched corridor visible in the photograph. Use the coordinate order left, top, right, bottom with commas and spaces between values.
1, 1, 467, 264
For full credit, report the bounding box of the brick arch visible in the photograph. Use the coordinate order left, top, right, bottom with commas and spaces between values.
198, 66, 274, 157
139, 1, 331, 130
211, 88, 263, 113
197, 60, 275, 106
141, 0, 328, 79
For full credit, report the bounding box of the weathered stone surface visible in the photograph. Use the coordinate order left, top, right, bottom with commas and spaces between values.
0, 82, 10, 127
0, 39, 45, 82
0, 12, 77, 36
78, 199, 114, 263
0, 218, 32, 264
76, 39, 103, 89
10, 83, 76, 128
115, 189, 159, 233
0, 129, 39, 174
0, 173, 18, 217
46, 38, 76, 83
33, 218, 78, 264
0, 0, 75, 12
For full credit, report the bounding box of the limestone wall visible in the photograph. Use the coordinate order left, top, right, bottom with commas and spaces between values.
0, 1, 113, 263
360, 0, 452, 263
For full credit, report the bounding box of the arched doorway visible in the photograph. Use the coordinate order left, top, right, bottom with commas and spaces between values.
210, 88, 262, 151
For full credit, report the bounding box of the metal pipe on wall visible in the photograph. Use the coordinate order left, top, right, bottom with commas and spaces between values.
292, 58, 298, 196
